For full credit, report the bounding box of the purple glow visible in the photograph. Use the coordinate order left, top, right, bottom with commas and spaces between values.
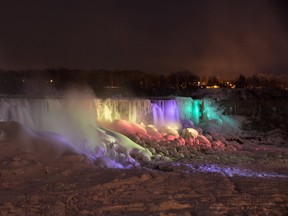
173, 163, 288, 178
151, 99, 180, 127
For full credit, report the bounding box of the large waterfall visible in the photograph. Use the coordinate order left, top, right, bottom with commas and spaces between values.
0, 97, 202, 131
0, 96, 240, 168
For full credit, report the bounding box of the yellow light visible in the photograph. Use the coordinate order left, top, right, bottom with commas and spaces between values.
50, 79, 53, 83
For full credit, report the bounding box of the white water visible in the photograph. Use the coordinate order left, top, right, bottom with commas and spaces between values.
0, 97, 153, 167
0, 96, 240, 168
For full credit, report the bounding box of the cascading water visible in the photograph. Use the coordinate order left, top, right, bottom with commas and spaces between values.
0, 97, 100, 154
176, 97, 201, 125
0, 97, 206, 134
150, 99, 181, 128
0, 96, 155, 167
0, 96, 239, 168
95, 98, 152, 123
94, 97, 203, 128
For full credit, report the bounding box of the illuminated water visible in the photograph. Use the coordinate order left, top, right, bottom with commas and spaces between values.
1, 96, 285, 178
151, 99, 180, 127
0, 96, 238, 129
0, 96, 240, 167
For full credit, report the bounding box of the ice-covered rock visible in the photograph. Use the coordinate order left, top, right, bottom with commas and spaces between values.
181, 119, 194, 129
159, 125, 179, 137
94, 156, 124, 169
197, 135, 211, 148
146, 125, 163, 139
182, 128, 198, 139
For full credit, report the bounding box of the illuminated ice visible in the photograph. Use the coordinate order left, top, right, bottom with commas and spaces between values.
175, 163, 288, 178
0, 95, 152, 168
95, 98, 152, 123
0, 95, 242, 168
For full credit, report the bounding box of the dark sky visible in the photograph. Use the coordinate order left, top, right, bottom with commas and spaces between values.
0, 0, 287, 78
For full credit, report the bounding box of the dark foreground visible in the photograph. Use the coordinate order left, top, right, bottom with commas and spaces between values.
1, 142, 288, 216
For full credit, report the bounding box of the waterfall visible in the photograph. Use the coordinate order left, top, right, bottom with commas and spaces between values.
0, 97, 204, 135
150, 99, 180, 128
176, 97, 201, 125
94, 98, 152, 123
0, 96, 239, 153
0, 97, 100, 151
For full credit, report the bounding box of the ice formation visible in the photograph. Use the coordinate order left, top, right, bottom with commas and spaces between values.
0, 94, 239, 168
175, 163, 288, 178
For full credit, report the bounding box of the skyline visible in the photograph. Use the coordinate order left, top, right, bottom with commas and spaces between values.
0, 0, 288, 79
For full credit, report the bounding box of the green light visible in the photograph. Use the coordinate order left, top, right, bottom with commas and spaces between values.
201, 99, 223, 125
192, 100, 200, 125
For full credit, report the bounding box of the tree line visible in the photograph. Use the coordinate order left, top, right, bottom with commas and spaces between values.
0, 68, 286, 96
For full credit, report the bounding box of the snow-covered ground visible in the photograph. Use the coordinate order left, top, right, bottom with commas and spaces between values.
1, 90, 288, 215
1, 138, 288, 215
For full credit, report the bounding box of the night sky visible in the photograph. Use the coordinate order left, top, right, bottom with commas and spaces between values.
0, 0, 287, 78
